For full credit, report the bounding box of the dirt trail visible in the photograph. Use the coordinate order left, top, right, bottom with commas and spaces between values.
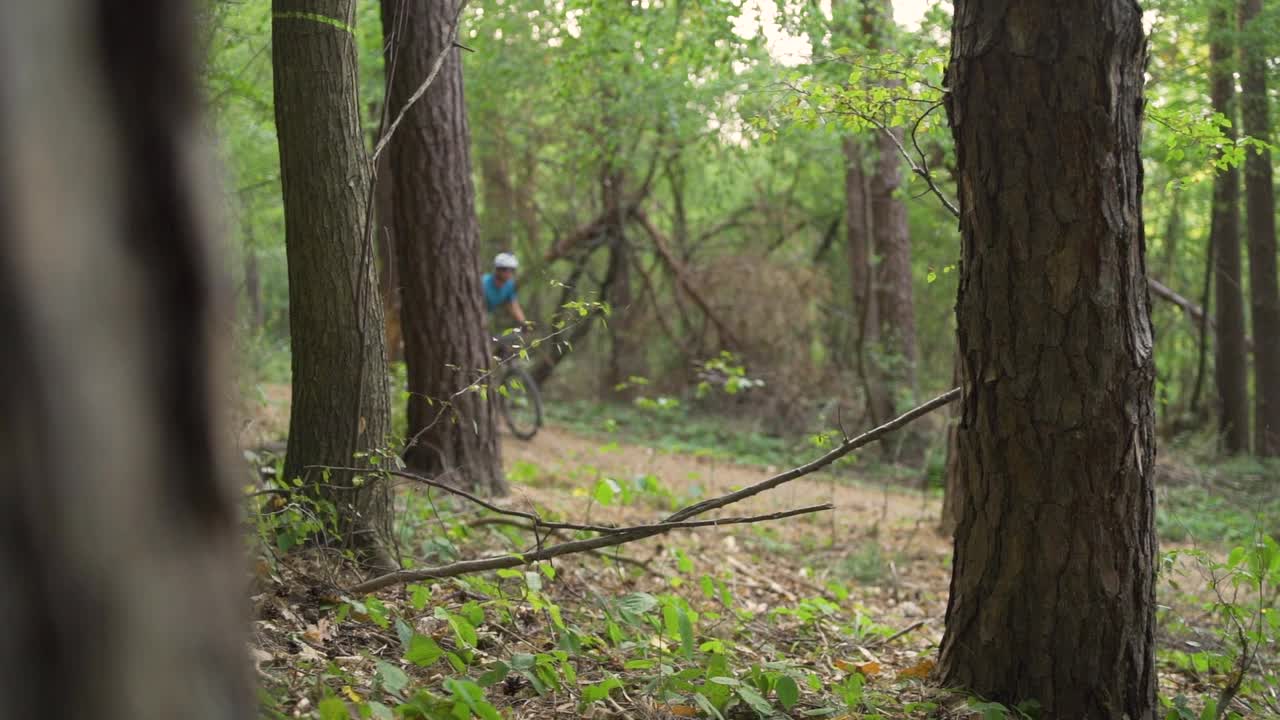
504, 420, 947, 532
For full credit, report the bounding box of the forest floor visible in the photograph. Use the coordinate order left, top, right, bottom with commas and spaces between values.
245, 384, 1279, 719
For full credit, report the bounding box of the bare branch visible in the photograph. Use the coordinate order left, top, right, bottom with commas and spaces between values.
371, 0, 470, 164
345, 386, 962, 594
346, 504, 831, 594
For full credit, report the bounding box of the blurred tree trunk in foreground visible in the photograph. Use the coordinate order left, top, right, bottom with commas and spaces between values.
0, 1, 251, 717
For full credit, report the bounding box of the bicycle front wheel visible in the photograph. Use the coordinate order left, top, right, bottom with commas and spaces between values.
498, 365, 543, 440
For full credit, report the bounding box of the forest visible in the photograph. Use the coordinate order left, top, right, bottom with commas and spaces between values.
3, 0, 1280, 718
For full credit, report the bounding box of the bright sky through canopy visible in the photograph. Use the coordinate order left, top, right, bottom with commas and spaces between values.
742, 0, 941, 66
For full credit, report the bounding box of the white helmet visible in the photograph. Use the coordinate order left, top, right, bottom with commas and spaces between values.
494, 252, 519, 270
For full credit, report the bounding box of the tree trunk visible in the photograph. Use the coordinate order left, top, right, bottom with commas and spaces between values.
1239, 0, 1280, 456
871, 127, 918, 414
602, 167, 638, 396
373, 116, 403, 363
479, 123, 516, 254
381, 0, 505, 494
0, 1, 251, 716
843, 137, 890, 424
1210, 7, 1250, 454
244, 244, 264, 331
273, 0, 393, 561
939, 349, 963, 535
939, 2, 1156, 717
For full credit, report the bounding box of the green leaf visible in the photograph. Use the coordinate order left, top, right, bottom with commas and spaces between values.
376, 660, 409, 695
318, 698, 349, 720
775, 675, 800, 710
404, 634, 444, 667
678, 608, 695, 659
592, 479, 618, 505
445, 678, 501, 720
695, 692, 727, 720
477, 661, 510, 688
736, 685, 776, 718
365, 597, 389, 629
412, 579, 432, 607
618, 592, 658, 615
582, 677, 623, 704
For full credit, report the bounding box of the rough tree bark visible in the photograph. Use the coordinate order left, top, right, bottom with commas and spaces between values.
939, 2, 1157, 717
273, 0, 393, 560
371, 100, 403, 363
843, 137, 890, 424
0, 1, 251, 717
1239, 0, 1280, 456
871, 130, 918, 413
381, 0, 506, 494
1209, 5, 1250, 454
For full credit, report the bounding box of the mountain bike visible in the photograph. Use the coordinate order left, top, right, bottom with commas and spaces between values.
493, 330, 543, 440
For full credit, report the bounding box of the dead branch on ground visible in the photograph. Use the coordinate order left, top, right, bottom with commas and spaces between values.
346, 386, 961, 594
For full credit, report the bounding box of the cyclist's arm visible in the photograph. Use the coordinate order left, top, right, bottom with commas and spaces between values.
509, 299, 528, 326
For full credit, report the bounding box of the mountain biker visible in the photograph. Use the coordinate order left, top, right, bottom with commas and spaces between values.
483, 252, 528, 326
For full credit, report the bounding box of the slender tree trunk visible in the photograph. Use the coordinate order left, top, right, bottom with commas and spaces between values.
844, 138, 890, 424
381, 0, 505, 494
939, 2, 1156, 717
244, 244, 264, 331
375, 147, 403, 363
872, 127, 918, 413
273, 0, 393, 561
1239, 0, 1280, 456
1210, 6, 1250, 453
0, 1, 251, 716
602, 166, 638, 396
479, 123, 516, 252
1188, 228, 1213, 418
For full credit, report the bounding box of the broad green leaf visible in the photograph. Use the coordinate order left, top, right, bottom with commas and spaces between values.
375, 660, 409, 695
775, 675, 800, 710
404, 634, 444, 667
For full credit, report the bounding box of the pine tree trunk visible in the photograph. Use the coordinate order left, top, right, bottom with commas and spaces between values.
273, 0, 394, 560
872, 126, 918, 413
479, 123, 516, 251
843, 138, 890, 424
381, 0, 505, 494
0, 1, 251, 716
939, 349, 963, 535
1239, 0, 1280, 456
1210, 7, 1250, 454
939, 2, 1157, 717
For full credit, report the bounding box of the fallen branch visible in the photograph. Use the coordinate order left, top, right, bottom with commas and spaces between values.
466, 517, 654, 573
347, 505, 830, 594
346, 386, 961, 594
663, 387, 962, 523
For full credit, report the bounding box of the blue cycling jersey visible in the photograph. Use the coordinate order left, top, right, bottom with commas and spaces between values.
482, 273, 517, 312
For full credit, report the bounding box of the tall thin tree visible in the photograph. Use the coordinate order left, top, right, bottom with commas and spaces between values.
0, 1, 251, 716
1239, 0, 1280, 456
939, 1, 1157, 716
273, 0, 393, 562
381, 0, 506, 494
1210, 1, 1250, 453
